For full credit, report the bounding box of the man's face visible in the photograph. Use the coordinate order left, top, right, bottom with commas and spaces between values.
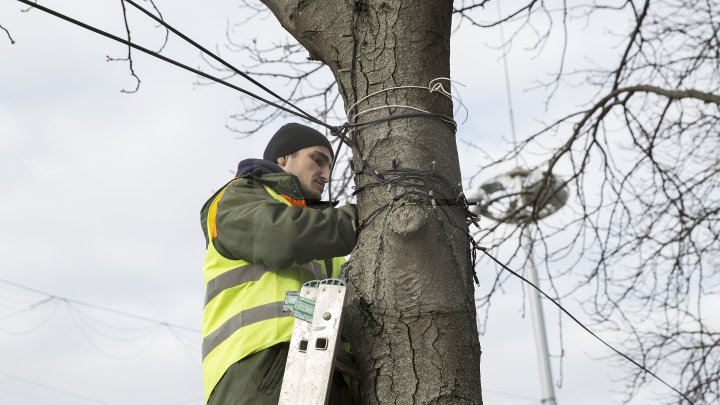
277, 145, 333, 199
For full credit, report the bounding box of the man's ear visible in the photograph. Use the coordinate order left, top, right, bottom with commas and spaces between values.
276, 156, 287, 168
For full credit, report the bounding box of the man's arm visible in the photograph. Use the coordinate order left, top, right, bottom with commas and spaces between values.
212, 178, 358, 269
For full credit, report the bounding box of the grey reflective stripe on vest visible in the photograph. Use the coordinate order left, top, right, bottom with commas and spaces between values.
204, 262, 325, 306
204, 264, 267, 306
202, 301, 289, 360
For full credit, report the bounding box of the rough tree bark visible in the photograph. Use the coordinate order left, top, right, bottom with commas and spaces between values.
260, 1, 482, 404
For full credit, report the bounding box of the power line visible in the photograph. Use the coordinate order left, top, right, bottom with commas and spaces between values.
15, 0, 456, 140
121, 0, 317, 124
0, 370, 111, 405
14, 0, 336, 132
479, 249, 695, 404
0, 278, 199, 333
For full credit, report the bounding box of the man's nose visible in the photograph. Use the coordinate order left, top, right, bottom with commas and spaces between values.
320, 166, 330, 182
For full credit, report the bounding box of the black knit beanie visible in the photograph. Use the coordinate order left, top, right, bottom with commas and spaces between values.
263, 123, 333, 162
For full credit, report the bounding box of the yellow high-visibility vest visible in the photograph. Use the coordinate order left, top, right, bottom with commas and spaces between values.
201, 182, 344, 403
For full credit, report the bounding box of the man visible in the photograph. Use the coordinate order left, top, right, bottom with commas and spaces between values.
200, 123, 358, 405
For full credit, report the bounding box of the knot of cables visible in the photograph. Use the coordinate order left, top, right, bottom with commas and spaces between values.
349, 158, 482, 285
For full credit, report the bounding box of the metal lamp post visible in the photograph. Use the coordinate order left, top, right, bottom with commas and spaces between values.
471, 167, 568, 405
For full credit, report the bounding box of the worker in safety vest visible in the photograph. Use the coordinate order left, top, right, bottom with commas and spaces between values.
200, 123, 358, 405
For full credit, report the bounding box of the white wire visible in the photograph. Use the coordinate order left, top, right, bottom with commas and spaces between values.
345, 77, 469, 126
429, 77, 470, 124
353, 104, 457, 127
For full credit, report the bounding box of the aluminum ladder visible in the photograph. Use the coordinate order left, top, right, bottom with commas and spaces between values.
279, 279, 355, 405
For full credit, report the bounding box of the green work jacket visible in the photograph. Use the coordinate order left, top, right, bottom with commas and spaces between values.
200, 170, 357, 403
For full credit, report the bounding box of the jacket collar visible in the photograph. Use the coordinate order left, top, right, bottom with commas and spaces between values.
236, 158, 337, 207
241, 170, 307, 201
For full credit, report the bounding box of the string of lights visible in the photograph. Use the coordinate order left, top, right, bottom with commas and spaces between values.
0, 278, 199, 333
0, 297, 63, 336
68, 305, 165, 360
0, 278, 201, 365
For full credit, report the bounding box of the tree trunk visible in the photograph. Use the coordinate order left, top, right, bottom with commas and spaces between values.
261, 1, 482, 403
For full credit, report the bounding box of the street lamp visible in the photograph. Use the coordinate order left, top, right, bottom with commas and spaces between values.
471, 167, 568, 405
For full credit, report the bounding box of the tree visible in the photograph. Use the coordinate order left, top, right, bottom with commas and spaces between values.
258, 1, 483, 404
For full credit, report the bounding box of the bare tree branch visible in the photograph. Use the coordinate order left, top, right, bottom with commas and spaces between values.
1, 24, 15, 44
106, 0, 169, 93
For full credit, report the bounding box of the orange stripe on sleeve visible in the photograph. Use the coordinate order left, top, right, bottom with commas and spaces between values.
208, 188, 228, 240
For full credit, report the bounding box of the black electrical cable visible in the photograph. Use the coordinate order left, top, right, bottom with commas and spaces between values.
480, 250, 695, 404
121, 0, 318, 124
327, 124, 350, 202
15, 0, 336, 132
18, 1, 457, 143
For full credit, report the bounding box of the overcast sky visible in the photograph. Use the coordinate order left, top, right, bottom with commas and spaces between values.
0, 1, 676, 404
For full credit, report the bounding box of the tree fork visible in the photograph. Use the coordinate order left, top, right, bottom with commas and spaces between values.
261, 1, 482, 403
